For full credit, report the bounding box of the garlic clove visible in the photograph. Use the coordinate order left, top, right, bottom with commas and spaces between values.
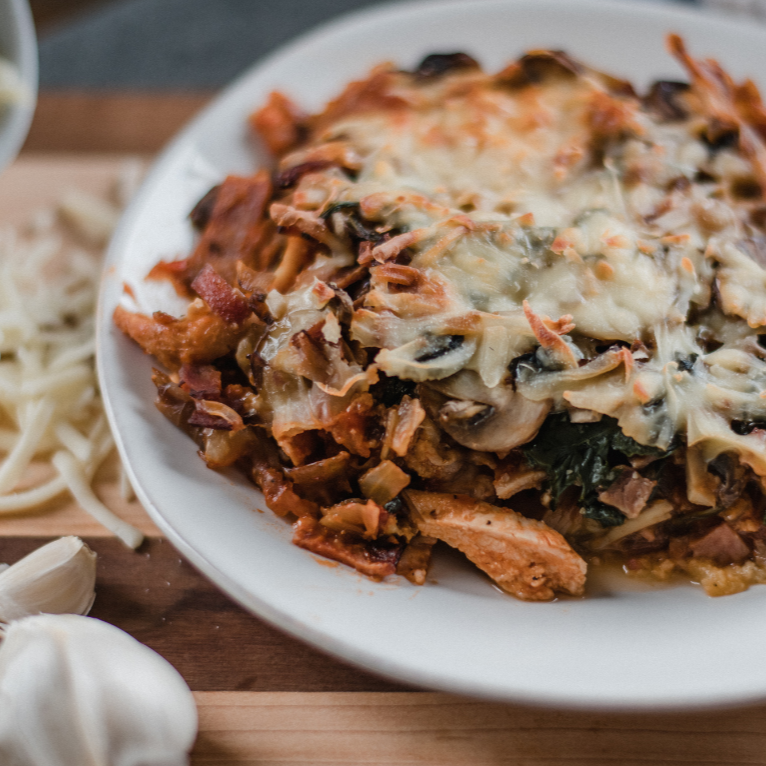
0, 614, 197, 766
0, 537, 96, 625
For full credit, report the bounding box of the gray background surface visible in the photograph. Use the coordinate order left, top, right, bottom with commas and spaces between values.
37, 0, 699, 90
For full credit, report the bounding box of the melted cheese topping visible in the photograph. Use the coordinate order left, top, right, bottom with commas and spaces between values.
266, 60, 766, 471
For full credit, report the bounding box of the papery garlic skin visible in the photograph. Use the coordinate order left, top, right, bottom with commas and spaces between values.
0, 614, 197, 766
0, 537, 96, 625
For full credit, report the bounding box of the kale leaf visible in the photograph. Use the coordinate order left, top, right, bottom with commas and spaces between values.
522, 413, 673, 527
581, 498, 629, 528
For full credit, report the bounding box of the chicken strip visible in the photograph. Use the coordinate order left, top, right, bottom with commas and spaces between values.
113, 300, 249, 371
403, 490, 586, 600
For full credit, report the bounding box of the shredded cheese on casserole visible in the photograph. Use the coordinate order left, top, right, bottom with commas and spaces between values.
262, 45, 766, 475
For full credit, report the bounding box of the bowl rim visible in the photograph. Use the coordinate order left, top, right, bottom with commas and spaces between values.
0, 0, 38, 173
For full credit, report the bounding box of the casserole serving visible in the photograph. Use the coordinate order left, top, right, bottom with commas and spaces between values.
115, 33, 766, 601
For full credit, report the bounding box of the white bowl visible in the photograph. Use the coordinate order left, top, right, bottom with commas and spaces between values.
98, 0, 766, 710
0, 0, 37, 173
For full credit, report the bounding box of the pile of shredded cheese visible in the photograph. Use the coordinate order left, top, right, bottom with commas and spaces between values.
0, 163, 144, 548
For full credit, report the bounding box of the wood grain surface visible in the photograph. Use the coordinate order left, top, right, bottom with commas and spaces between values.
23, 93, 212, 154
190, 692, 766, 766
6, 138, 766, 765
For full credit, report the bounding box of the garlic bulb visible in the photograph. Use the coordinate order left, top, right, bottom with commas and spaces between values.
0, 537, 96, 625
0, 614, 198, 766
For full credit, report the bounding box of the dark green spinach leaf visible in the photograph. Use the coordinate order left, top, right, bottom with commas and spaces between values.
522, 413, 673, 527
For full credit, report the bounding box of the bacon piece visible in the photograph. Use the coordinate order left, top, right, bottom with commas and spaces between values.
113, 302, 248, 371
250, 435, 319, 519
191, 264, 252, 325
597, 469, 656, 519
689, 523, 751, 566
292, 516, 400, 579
404, 490, 587, 600
250, 91, 307, 156
325, 393, 381, 458
193, 172, 273, 277
179, 363, 222, 399
188, 400, 244, 431
150, 173, 275, 291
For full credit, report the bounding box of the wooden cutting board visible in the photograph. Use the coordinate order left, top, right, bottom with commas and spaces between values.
3, 152, 766, 766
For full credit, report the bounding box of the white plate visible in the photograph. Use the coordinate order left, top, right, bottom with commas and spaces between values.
98, 0, 766, 709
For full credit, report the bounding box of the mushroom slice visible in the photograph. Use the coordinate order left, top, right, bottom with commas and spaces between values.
403, 490, 586, 600
375, 333, 476, 382
516, 344, 631, 402
419, 370, 550, 452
